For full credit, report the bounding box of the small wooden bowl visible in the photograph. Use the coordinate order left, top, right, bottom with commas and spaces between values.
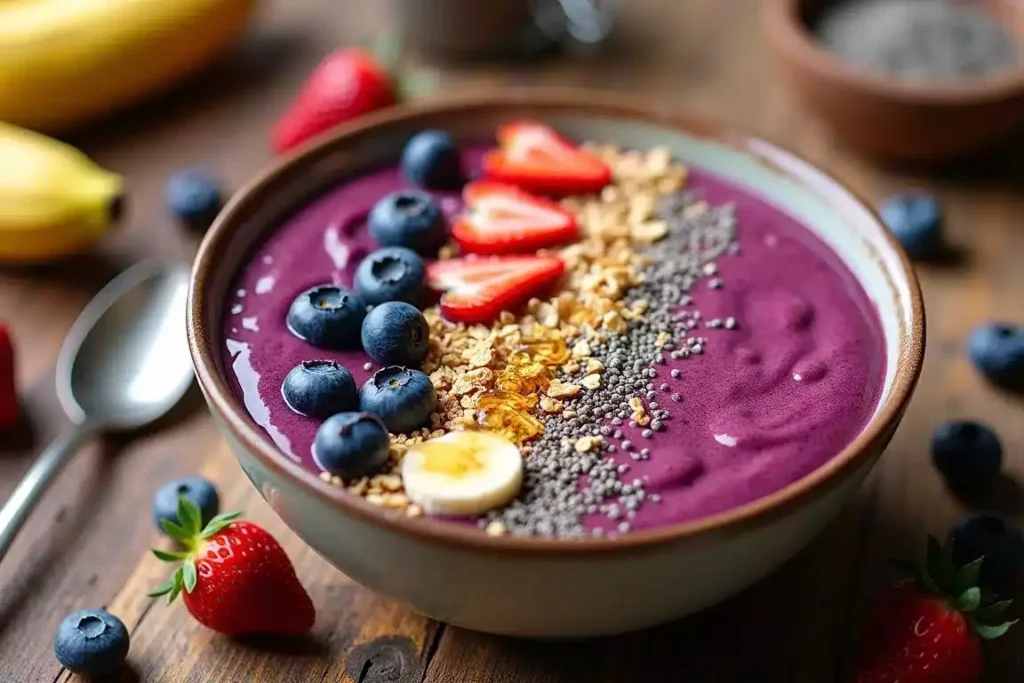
765, 0, 1024, 164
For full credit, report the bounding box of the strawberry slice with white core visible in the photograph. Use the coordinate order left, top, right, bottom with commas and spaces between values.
427, 255, 565, 324
482, 121, 612, 196
452, 181, 579, 254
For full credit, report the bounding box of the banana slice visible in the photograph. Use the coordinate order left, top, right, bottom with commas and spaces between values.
401, 431, 523, 517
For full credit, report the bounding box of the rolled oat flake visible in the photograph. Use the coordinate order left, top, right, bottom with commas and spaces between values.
814, 0, 1022, 81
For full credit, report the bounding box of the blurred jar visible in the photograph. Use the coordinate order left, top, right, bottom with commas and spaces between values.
392, 0, 617, 59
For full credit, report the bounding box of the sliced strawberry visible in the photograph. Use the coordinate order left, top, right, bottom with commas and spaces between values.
482, 121, 612, 196
427, 255, 565, 324
452, 181, 579, 254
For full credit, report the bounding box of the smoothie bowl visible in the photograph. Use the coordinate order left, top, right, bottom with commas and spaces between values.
187, 90, 924, 637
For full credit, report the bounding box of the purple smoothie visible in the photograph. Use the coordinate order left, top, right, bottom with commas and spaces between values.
220, 150, 885, 532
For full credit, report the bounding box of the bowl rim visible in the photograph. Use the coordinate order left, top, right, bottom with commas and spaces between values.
765, 0, 1024, 105
188, 88, 925, 556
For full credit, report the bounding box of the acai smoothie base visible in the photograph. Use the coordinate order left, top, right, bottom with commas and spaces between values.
222, 134, 885, 540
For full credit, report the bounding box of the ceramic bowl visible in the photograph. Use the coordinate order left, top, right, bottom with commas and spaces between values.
765, 0, 1024, 164
187, 90, 924, 638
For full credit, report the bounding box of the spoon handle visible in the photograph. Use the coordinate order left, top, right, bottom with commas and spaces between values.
0, 424, 94, 563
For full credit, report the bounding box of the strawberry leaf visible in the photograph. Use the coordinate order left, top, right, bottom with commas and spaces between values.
182, 561, 198, 594
166, 570, 184, 604
974, 600, 1013, 624
956, 587, 981, 613
177, 496, 202, 538
971, 618, 1018, 640
152, 548, 188, 562
160, 519, 191, 546
148, 573, 179, 598
953, 557, 984, 596
199, 511, 242, 540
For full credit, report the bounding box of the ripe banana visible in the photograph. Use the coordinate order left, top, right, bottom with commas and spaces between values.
0, 0, 259, 132
0, 121, 123, 263
402, 431, 524, 517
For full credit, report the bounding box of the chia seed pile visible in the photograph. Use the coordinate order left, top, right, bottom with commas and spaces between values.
814, 0, 1021, 81
482, 193, 738, 538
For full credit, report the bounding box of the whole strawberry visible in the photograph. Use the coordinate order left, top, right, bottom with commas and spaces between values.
149, 498, 314, 637
0, 322, 17, 430
854, 536, 1016, 683
271, 47, 395, 154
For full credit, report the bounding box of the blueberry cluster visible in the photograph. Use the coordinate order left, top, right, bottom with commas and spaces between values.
278, 131, 464, 480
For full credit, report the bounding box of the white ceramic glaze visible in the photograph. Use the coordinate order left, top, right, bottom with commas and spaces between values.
188, 93, 923, 638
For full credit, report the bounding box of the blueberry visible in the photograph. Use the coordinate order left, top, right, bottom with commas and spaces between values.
313, 412, 390, 478
287, 285, 366, 350
949, 513, 1024, 586
359, 366, 436, 433
879, 192, 943, 260
53, 608, 130, 677
354, 247, 426, 306
931, 421, 1002, 491
368, 190, 447, 256
968, 322, 1024, 391
281, 360, 357, 418
152, 476, 220, 533
165, 169, 223, 229
401, 130, 464, 190
361, 302, 430, 368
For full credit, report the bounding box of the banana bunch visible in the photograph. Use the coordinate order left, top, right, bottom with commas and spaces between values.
0, 0, 258, 132
0, 122, 123, 263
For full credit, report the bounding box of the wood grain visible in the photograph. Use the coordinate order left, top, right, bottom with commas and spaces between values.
2, 0, 1023, 680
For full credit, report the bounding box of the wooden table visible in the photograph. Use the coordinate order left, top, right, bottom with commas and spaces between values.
2, 0, 1023, 680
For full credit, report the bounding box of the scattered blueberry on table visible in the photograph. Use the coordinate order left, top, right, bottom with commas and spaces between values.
165, 169, 223, 230
354, 246, 426, 306
931, 420, 1002, 491
282, 360, 357, 418
359, 366, 436, 434
401, 130, 464, 190
968, 322, 1024, 391
949, 513, 1024, 587
368, 190, 447, 256
313, 412, 390, 478
879, 192, 943, 260
53, 608, 130, 678
286, 285, 366, 350
153, 476, 220, 533
361, 301, 430, 367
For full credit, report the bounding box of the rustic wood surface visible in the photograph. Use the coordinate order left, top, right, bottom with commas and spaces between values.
2, 0, 1023, 680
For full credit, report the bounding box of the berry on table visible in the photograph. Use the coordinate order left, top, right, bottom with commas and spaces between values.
930, 420, 1002, 491
53, 608, 130, 678
852, 536, 1015, 683
165, 169, 223, 230
368, 190, 447, 256
401, 130, 464, 190
286, 285, 366, 350
879, 192, 943, 260
361, 301, 430, 367
353, 246, 426, 306
359, 366, 436, 433
313, 411, 390, 478
152, 476, 220, 534
968, 322, 1024, 391
281, 360, 357, 418
949, 513, 1024, 587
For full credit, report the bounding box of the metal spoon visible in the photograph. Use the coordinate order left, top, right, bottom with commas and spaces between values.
0, 261, 193, 562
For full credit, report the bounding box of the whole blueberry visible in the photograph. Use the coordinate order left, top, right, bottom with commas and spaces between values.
931, 421, 1002, 491
53, 608, 130, 677
354, 247, 426, 306
359, 366, 436, 433
949, 513, 1024, 586
968, 322, 1024, 391
165, 169, 223, 229
879, 192, 943, 260
313, 412, 390, 478
368, 190, 447, 256
152, 476, 220, 533
287, 285, 366, 350
282, 360, 357, 418
401, 130, 464, 190
361, 302, 430, 368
